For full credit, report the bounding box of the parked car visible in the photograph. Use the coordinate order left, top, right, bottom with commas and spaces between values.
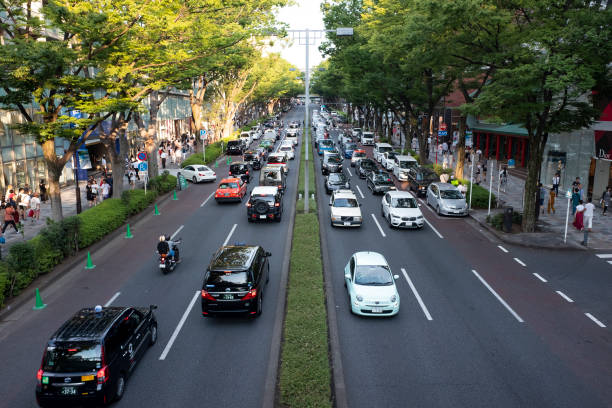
366, 170, 396, 194
229, 162, 251, 183
356, 158, 377, 179
426, 182, 468, 216
259, 165, 286, 193
36, 305, 158, 407
247, 186, 283, 222
214, 177, 247, 203
381, 190, 424, 229
343, 142, 358, 159
407, 167, 438, 196
201, 245, 271, 317
373, 143, 393, 163
321, 152, 343, 175
181, 165, 216, 183
243, 150, 262, 170
360, 131, 375, 145
344, 252, 400, 316
351, 127, 362, 139
226, 140, 244, 155
381, 151, 399, 171
392, 155, 418, 181
325, 172, 350, 195
329, 189, 362, 227
350, 150, 367, 167
278, 144, 295, 160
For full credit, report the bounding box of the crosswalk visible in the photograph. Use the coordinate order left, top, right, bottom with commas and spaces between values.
596, 253, 612, 265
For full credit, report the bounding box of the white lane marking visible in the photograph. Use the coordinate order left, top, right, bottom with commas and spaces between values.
585, 313, 607, 328
346, 168, 353, 177
533, 273, 548, 283
423, 217, 444, 239
471, 269, 524, 323
595, 254, 612, 258
223, 224, 238, 246
513, 258, 526, 267
418, 198, 435, 214
104, 292, 121, 307
201, 191, 215, 207
555, 291, 574, 303
355, 185, 365, 199
170, 225, 184, 240
497, 245, 509, 253
159, 290, 200, 360
608, 261, 612, 265
370, 214, 386, 237
401, 268, 432, 321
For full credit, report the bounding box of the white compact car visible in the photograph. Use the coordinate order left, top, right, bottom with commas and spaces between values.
361, 131, 375, 145
382, 151, 398, 171
352, 128, 362, 138
344, 251, 400, 316
330, 189, 362, 227
381, 190, 424, 229
181, 165, 216, 183
278, 144, 295, 160
373, 143, 393, 163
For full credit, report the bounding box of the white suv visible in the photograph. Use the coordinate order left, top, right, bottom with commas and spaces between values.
360, 132, 375, 145
330, 189, 362, 227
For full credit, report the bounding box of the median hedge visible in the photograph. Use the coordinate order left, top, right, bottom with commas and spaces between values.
0, 172, 177, 308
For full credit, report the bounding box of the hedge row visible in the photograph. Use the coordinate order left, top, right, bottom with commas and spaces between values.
0, 172, 177, 307
450, 178, 497, 209
486, 211, 523, 231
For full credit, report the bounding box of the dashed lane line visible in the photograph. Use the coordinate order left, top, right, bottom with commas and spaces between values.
201, 191, 215, 207
471, 269, 524, 323
222, 224, 238, 247
595, 254, 612, 258
170, 225, 184, 240
555, 291, 574, 303
159, 290, 200, 360
346, 168, 353, 177
355, 185, 365, 199
585, 313, 607, 328
497, 245, 509, 253
533, 273, 548, 283
401, 268, 433, 321
513, 258, 527, 267
423, 217, 444, 239
104, 292, 121, 307
371, 214, 386, 238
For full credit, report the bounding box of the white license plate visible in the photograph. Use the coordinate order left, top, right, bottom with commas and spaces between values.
61, 387, 77, 395
223, 294, 234, 300
260, 215, 267, 219
224, 193, 230, 196
371, 307, 383, 313
343, 222, 351, 226
159, 264, 166, 268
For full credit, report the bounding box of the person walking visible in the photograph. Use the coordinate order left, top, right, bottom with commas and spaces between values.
161, 150, 168, 169
18, 188, 30, 220
547, 187, 556, 214
30, 192, 40, 222
573, 200, 584, 231
600, 186, 611, 216
571, 187, 581, 215
552, 173, 560, 195
2, 204, 18, 233
538, 183, 546, 214
101, 179, 111, 200
582, 197, 595, 246
38, 180, 47, 202
129, 170, 137, 190
86, 181, 95, 207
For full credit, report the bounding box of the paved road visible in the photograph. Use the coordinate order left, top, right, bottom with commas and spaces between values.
0, 107, 304, 408
316, 125, 612, 408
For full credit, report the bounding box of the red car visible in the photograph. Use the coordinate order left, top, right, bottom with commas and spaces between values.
215, 177, 247, 203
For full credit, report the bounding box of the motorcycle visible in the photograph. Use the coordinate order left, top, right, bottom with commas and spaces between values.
158, 239, 181, 274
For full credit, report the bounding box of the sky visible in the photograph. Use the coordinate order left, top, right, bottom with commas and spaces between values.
273, 0, 327, 71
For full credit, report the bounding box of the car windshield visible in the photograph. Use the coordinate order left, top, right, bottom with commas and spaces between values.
363, 133, 374, 138
373, 173, 393, 183
230, 164, 246, 173
320, 140, 333, 147
280, 147, 292, 151
219, 182, 238, 189
354, 265, 393, 286
207, 270, 248, 285
244, 154, 254, 160
353, 128, 361, 132
386, 152, 397, 160
360, 160, 376, 170
379, 146, 392, 154
227, 141, 241, 147
345, 143, 357, 151
441, 190, 464, 199
333, 198, 358, 207
326, 156, 342, 164
416, 170, 437, 181
399, 160, 416, 169
43, 342, 102, 373
392, 197, 418, 208
264, 171, 280, 180
329, 174, 347, 184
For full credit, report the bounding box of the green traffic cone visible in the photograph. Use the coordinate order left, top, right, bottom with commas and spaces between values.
125, 224, 133, 239
226, 157, 232, 164
172, 190, 178, 200
154, 204, 160, 215
214, 161, 219, 168
33, 288, 46, 310
85, 251, 96, 270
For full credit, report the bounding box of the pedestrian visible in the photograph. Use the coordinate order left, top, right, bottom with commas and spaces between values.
91, 179, 99, 205
101, 179, 111, 200
573, 200, 584, 231
475, 164, 481, 185
457, 181, 467, 197
582, 197, 595, 246
440, 172, 450, 183
538, 183, 546, 214
571, 187, 581, 215
38, 180, 47, 202
129, 170, 137, 189
18, 188, 30, 220
601, 187, 611, 216
30, 192, 40, 222
4, 185, 13, 203
547, 187, 556, 214
552, 173, 560, 195
442, 153, 449, 169
571, 177, 582, 199
2, 204, 18, 233
476, 147, 482, 163
161, 150, 167, 169
442, 141, 449, 155
86, 181, 95, 207
482, 158, 487, 179
101, 156, 107, 176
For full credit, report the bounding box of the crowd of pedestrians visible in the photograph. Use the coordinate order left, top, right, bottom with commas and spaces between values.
158, 134, 195, 169
0, 182, 45, 236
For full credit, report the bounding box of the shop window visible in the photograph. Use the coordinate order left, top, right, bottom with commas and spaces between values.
15, 160, 26, 186
25, 144, 37, 158
12, 130, 24, 145
2, 147, 13, 162
26, 159, 36, 187
3, 163, 15, 188
36, 144, 43, 156
14, 145, 25, 160
25, 133, 35, 144
37, 159, 46, 181
0, 124, 10, 147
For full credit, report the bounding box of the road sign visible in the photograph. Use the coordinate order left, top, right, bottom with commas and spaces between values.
138, 162, 148, 172
199, 129, 207, 139
438, 130, 448, 136
440, 123, 447, 131
336, 27, 354, 36
137, 152, 147, 161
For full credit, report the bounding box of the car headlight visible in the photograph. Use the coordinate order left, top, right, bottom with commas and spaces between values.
417, 215, 424, 219
356, 295, 363, 302
354, 216, 362, 222
331, 215, 341, 221
391, 213, 401, 219
390, 295, 397, 303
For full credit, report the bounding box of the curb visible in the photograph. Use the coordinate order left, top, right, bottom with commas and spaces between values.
0, 190, 174, 320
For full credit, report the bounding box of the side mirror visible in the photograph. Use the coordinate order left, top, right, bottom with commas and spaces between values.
345, 273, 351, 280
418, 203, 422, 207
265, 251, 272, 257
393, 275, 399, 280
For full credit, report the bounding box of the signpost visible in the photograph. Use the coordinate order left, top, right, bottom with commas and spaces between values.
564, 189, 572, 243
137, 151, 147, 162
199, 129, 207, 162
177, 172, 188, 190
138, 162, 149, 195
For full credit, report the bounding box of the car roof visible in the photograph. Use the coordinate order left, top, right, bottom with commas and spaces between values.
251, 186, 278, 195
230, 161, 247, 165
387, 190, 416, 198
432, 182, 458, 190
333, 189, 357, 199
219, 177, 241, 183
375, 143, 392, 148
353, 251, 388, 266
395, 155, 417, 161
50, 307, 130, 342
209, 245, 259, 271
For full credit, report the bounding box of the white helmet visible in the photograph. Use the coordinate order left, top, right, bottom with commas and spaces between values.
159, 235, 165, 242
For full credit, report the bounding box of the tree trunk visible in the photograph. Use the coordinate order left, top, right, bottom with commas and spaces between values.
455, 116, 466, 180
521, 129, 548, 232
41, 139, 64, 221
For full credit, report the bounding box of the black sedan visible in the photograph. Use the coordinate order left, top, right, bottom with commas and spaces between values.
325, 172, 350, 195
407, 167, 439, 197
356, 158, 377, 179
366, 170, 396, 195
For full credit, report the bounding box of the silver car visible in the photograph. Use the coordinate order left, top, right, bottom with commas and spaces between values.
426, 182, 468, 216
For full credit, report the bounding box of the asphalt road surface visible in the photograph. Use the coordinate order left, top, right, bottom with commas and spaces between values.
0, 107, 304, 408
315, 122, 612, 408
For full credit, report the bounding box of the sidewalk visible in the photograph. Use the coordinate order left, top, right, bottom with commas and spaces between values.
427, 146, 612, 250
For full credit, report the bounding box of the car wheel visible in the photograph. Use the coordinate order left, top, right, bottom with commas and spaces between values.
255, 295, 263, 317
275, 213, 281, 223
387, 213, 393, 228
149, 323, 158, 346
348, 294, 355, 314
114, 373, 126, 401
192, 176, 197, 183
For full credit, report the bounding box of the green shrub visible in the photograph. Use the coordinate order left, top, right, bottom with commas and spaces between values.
489, 213, 504, 230
512, 211, 523, 225
466, 183, 497, 209
29, 235, 63, 275
6, 242, 37, 297
148, 173, 177, 194
181, 141, 224, 167
0, 267, 8, 306
77, 199, 128, 248
121, 189, 158, 216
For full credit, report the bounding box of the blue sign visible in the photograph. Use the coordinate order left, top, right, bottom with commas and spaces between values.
137, 152, 147, 161
200, 129, 206, 137
138, 162, 148, 172
438, 130, 448, 136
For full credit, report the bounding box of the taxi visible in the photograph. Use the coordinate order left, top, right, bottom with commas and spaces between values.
215, 177, 247, 203
350, 149, 367, 167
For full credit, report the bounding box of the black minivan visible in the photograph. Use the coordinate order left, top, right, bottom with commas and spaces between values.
226, 140, 244, 155
229, 162, 251, 183
201, 245, 271, 317
36, 306, 157, 407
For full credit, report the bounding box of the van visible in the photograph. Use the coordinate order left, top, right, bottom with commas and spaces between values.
267, 153, 289, 174
240, 132, 252, 147
360, 132, 375, 146
373, 143, 393, 163
226, 140, 244, 155
392, 155, 418, 181
259, 165, 287, 193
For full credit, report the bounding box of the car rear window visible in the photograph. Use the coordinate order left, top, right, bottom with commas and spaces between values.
43, 342, 102, 373
219, 182, 238, 189
230, 164, 247, 172
251, 194, 275, 202
207, 271, 248, 285
353, 152, 366, 158
227, 141, 241, 147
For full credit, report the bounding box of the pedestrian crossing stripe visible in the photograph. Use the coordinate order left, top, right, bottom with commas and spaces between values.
596, 254, 612, 259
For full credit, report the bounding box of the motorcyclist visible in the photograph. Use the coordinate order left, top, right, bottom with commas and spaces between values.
157, 235, 180, 263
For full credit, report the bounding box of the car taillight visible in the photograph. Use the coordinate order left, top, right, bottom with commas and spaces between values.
201, 290, 216, 301
37, 368, 43, 384
96, 366, 108, 384
242, 288, 257, 301
246, 171, 249, 175
199, 173, 204, 176
247, 202, 252, 207
274, 202, 280, 207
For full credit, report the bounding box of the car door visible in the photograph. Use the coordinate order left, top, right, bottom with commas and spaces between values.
114, 311, 138, 372
126, 310, 148, 364
344, 256, 356, 298
239, 180, 246, 197
427, 185, 435, 206
183, 166, 194, 180
382, 193, 392, 219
